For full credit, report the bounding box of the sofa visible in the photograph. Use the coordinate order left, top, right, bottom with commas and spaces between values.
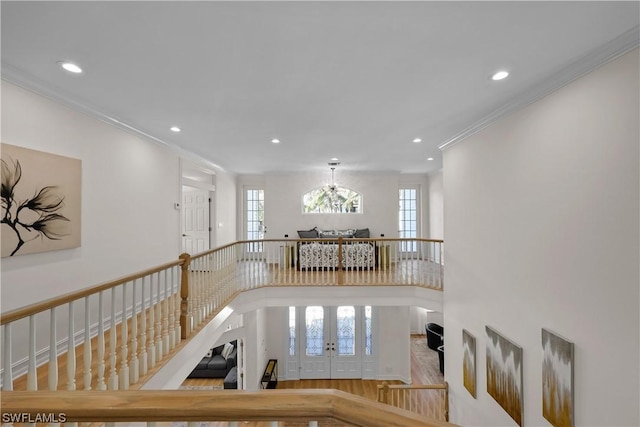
296, 227, 377, 270
188, 340, 237, 379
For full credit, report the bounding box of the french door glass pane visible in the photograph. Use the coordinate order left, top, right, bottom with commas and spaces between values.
336, 306, 355, 356
305, 306, 324, 356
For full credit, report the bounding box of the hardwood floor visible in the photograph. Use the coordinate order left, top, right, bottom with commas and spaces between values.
178, 334, 443, 426
181, 334, 443, 399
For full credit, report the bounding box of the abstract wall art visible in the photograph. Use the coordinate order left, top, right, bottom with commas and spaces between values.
542, 328, 574, 427
486, 326, 523, 426
463, 329, 477, 398
1, 143, 81, 257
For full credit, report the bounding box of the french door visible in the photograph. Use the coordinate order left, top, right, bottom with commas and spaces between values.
299, 306, 363, 379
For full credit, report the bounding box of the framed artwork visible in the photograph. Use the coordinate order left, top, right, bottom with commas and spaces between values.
486, 326, 523, 426
463, 329, 477, 398
1, 143, 81, 257
542, 328, 574, 427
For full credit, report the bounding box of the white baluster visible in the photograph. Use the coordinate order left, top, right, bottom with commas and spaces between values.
130, 278, 139, 385
168, 268, 177, 350
140, 276, 148, 376
83, 297, 92, 390
155, 272, 163, 361
119, 282, 130, 390
147, 274, 156, 368
48, 308, 58, 390
97, 292, 106, 390
173, 266, 181, 345
269, 422, 278, 427
162, 269, 170, 356
309, 422, 319, 427
26, 315, 37, 390
2, 324, 13, 390
108, 288, 118, 390
67, 301, 76, 390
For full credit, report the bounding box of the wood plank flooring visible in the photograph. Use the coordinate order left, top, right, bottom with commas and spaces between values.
178, 334, 445, 426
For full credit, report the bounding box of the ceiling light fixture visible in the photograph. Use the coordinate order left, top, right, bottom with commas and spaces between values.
326, 160, 341, 194
413, 138, 422, 143
59, 61, 83, 74
427, 157, 434, 161
170, 126, 181, 132
271, 138, 280, 144
491, 70, 509, 81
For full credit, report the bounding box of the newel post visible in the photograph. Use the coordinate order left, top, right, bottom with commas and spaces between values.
179, 253, 193, 339
380, 381, 390, 404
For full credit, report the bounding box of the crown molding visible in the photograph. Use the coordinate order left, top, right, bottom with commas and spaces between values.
1, 63, 228, 174
438, 26, 640, 151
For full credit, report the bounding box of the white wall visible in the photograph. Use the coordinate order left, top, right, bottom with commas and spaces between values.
0, 81, 239, 377
237, 172, 428, 240
1, 81, 181, 311
377, 306, 411, 383
443, 49, 639, 426
266, 172, 397, 239
427, 170, 444, 239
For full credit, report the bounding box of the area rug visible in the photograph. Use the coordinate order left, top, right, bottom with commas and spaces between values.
178, 385, 223, 390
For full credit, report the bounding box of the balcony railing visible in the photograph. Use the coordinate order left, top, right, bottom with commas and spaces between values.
0, 389, 454, 426
0, 238, 445, 423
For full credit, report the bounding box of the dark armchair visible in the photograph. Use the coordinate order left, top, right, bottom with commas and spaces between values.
426, 323, 444, 351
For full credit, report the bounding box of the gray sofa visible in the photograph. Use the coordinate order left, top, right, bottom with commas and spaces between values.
188, 340, 237, 379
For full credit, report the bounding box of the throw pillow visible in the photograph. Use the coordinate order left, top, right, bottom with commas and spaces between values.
221, 342, 234, 360
297, 227, 318, 238
354, 228, 370, 238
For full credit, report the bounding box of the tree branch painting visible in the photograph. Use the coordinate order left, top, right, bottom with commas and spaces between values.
1, 144, 81, 257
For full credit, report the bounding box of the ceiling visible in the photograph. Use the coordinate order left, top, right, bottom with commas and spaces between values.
2, 1, 638, 175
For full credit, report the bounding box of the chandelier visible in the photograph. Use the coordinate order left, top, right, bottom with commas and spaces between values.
326, 161, 341, 210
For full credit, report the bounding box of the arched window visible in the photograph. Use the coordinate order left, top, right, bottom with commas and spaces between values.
303, 187, 362, 213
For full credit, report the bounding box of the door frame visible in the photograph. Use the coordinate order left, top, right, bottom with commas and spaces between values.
292, 305, 375, 380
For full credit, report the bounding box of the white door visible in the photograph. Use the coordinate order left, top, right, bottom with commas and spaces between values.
299, 306, 363, 379
182, 188, 210, 254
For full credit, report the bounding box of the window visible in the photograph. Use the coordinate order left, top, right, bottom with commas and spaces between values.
246, 188, 264, 252
289, 306, 296, 356
399, 188, 418, 252
365, 306, 372, 356
303, 187, 362, 214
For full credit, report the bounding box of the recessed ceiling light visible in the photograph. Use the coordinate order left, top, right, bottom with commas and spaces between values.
491, 70, 509, 81
427, 157, 434, 161
170, 126, 181, 132
59, 61, 83, 74
271, 138, 280, 144
413, 138, 422, 143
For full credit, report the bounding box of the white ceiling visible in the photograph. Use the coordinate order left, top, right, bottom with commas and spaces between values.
2, 1, 638, 175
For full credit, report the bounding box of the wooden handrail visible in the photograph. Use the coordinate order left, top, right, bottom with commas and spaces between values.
0, 259, 185, 325
0, 390, 455, 426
